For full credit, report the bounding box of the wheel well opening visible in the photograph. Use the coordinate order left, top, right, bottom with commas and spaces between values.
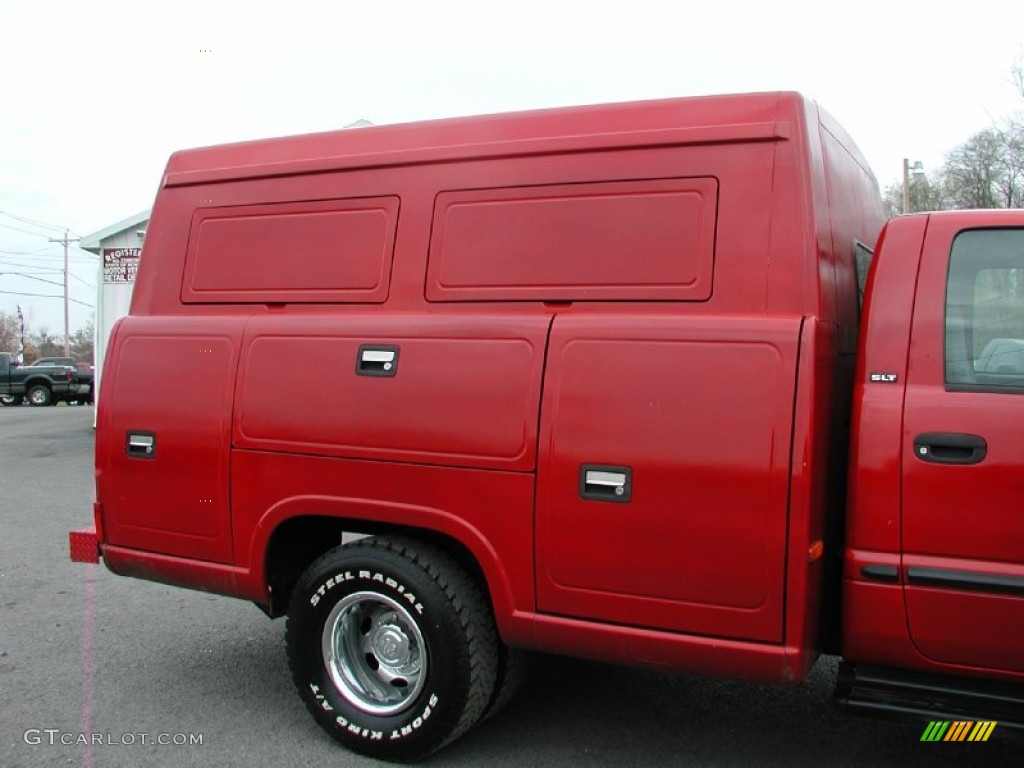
264, 516, 345, 617
264, 518, 492, 619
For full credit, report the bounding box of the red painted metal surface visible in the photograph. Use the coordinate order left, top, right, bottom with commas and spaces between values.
843, 216, 926, 668
182, 197, 399, 304
844, 212, 1024, 683
536, 314, 800, 642
96, 315, 243, 563
426, 178, 717, 302
229, 451, 536, 632
901, 212, 1024, 675
232, 314, 550, 471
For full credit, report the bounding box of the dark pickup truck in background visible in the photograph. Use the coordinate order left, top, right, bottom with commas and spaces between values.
24, 357, 95, 405
0, 353, 81, 406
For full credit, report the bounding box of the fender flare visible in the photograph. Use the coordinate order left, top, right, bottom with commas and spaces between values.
247, 494, 518, 629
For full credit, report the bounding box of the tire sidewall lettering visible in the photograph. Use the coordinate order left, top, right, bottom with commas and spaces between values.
309, 569, 424, 616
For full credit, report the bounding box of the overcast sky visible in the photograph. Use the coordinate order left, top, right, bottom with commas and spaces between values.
1, 0, 1022, 335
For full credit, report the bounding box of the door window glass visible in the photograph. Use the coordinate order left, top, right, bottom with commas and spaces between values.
946, 229, 1024, 391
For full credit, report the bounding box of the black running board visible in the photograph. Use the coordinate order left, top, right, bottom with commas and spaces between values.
835, 663, 1024, 731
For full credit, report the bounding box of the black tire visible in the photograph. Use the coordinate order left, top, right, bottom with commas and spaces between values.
286, 535, 498, 761
480, 646, 529, 722
0, 394, 22, 407
26, 385, 51, 407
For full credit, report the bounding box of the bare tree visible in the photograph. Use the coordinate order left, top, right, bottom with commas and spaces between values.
881, 57, 1024, 216
0, 311, 20, 354
999, 56, 1024, 207
881, 173, 946, 218
1, 311, 96, 362
941, 128, 1007, 209
28, 328, 62, 360
69, 320, 95, 363
995, 124, 1024, 208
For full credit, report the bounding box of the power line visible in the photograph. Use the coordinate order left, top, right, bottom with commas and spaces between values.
0, 269, 64, 278
0, 289, 94, 308
0, 272, 65, 289
0, 221, 55, 238
7, 253, 94, 266
0, 211, 72, 234
0, 247, 59, 256
0, 258, 64, 272
1, 271, 96, 298
70, 273, 96, 289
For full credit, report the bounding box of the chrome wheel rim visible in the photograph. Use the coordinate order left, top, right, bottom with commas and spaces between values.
321, 591, 427, 716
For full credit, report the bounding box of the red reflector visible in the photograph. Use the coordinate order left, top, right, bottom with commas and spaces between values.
69, 528, 100, 563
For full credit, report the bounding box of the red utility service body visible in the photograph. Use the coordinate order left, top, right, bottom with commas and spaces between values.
76, 92, 1023, 716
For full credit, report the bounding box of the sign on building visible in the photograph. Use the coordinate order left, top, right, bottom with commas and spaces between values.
103, 248, 141, 283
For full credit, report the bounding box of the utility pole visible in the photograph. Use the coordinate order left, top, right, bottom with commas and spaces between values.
902, 159, 911, 215
48, 228, 80, 356
903, 159, 924, 215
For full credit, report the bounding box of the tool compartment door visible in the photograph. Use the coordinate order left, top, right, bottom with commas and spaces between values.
232, 313, 550, 472
97, 315, 242, 563
536, 314, 800, 642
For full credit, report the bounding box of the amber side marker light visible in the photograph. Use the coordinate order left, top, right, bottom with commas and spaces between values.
808, 540, 824, 562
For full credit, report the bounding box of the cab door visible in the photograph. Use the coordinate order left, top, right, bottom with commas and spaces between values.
902, 215, 1024, 674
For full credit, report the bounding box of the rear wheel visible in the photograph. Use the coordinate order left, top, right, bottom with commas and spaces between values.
27, 385, 51, 407
286, 535, 498, 761
0, 394, 22, 406
481, 645, 529, 722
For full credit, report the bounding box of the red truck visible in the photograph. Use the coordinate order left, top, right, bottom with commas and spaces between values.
70, 91, 1024, 760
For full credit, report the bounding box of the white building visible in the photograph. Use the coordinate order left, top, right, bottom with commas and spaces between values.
80, 210, 149, 413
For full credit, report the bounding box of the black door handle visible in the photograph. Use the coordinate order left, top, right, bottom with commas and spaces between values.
913, 433, 987, 465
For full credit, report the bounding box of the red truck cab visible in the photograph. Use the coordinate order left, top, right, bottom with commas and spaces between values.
842, 211, 1024, 710
70, 92, 1024, 760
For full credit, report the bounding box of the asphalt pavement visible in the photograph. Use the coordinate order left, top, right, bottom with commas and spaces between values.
0, 406, 1018, 767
